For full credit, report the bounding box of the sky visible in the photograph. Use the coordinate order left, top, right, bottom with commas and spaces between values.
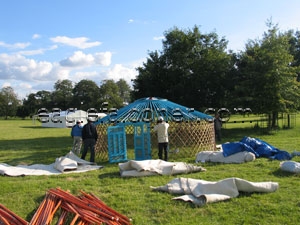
1, 0, 300, 100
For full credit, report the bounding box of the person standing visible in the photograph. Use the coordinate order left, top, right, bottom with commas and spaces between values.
153, 116, 169, 161
214, 113, 222, 142
71, 120, 83, 155
81, 118, 98, 163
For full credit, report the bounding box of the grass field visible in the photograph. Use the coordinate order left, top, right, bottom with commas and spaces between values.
0, 117, 300, 225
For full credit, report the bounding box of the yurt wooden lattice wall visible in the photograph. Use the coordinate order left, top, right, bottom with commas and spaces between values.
94, 97, 215, 161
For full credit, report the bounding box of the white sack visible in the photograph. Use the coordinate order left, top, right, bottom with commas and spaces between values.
195, 151, 255, 164
280, 161, 300, 173
54, 157, 78, 172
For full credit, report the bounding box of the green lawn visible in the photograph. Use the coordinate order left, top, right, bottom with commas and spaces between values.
0, 117, 300, 225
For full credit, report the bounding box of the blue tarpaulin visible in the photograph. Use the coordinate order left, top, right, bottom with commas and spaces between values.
221, 136, 292, 160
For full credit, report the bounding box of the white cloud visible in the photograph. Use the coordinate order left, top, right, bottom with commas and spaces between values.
60, 51, 94, 67
106, 64, 136, 81
0, 50, 113, 99
0, 66, 71, 99
73, 71, 98, 81
1, 82, 11, 88
17, 45, 58, 56
70, 58, 142, 87
153, 36, 165, 41
19, 82, 32, 89
94, 52, 112, 66
0, 44, 142, 100
0, 41, 31, 49
16, 82, 34, 99
49, 63, 71, 81
104, 58, 144, 84
0, 81, 34, 99
0, 53, 53, 81
70, 60, 140, 86
60, 51, 112, 67
127, 18, 156, 25
18, 49, 46, 56
32, 34, 41, 39
50, 36, 101, 49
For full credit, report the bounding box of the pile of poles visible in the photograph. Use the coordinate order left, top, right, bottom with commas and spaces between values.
0, 188, 132, 225
0, 204, 28, 225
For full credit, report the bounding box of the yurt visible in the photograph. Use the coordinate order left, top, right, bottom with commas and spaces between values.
93, 97, 215, 162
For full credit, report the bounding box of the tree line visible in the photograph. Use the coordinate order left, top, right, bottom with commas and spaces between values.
0, 79, 131, 119
2, 21, 300, 127
132, 22, 300, 127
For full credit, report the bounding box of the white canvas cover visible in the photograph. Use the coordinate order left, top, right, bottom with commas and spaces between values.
151, 177, 279, 206
119, 159, 206, 177
0, 151, 103, 176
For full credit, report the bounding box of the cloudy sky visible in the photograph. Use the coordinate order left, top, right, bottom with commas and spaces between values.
1, 0, 300, 100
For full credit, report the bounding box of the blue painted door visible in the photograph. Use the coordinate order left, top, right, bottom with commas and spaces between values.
107, 125, 127, 163
134, 122, 151, 160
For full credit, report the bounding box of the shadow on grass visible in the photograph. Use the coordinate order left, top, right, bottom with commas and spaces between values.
271, 168, 298, 177
237, 191, 274, 200
221, 127, 274, 143
98, 172, 122, 179
0, 136, 71, 165
25, 194, 46, 222
20, 126, 58, 129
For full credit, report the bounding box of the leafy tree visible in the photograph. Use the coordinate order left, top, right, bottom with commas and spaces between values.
0, 93, 4, 116
132, 51, 168, 100
287, 30, 300, 84
132, 26, 232, 109
116, 79, 132, 104
16, 105, 29, 119
235, 22, 300, 127
51, 79, 74, 110
22, 93, 41, 116
35, 90, 52, 110
99, 79, 124, 109
0, 86, 19, 119
72, 79, 100, 110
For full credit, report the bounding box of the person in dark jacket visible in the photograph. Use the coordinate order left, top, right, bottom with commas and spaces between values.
81, 118, 98, 163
